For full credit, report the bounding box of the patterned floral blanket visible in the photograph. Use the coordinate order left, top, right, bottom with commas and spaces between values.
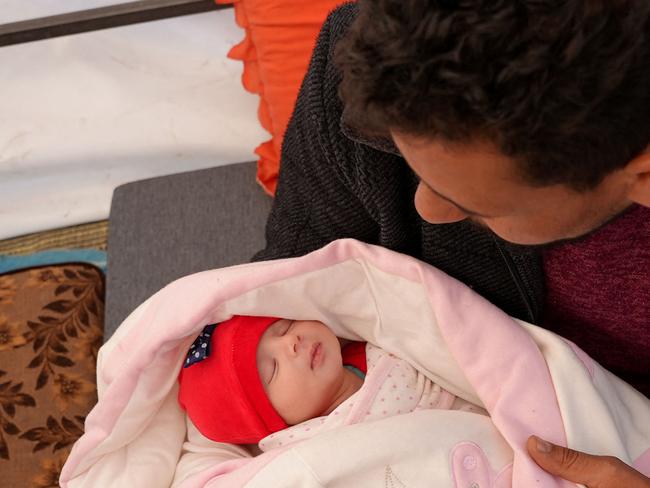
0, 264, 103, 487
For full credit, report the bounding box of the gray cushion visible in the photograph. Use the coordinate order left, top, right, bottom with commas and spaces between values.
105, 162, 272, 341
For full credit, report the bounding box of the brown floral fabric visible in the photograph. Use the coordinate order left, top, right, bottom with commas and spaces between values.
0, 264, 104, 487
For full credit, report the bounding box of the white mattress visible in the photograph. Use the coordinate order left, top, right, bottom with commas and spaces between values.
0, 2, 268, 240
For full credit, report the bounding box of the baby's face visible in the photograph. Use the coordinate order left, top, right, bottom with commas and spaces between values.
256, 319, 345, 425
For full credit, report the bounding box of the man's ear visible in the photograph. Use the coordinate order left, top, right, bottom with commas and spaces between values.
626, 147, 650, 207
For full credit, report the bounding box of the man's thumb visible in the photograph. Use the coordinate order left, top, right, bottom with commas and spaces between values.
526, 435, 604, 486
526, 435, 650, 488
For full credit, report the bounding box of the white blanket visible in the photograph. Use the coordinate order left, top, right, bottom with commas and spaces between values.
60, 239, 650, 487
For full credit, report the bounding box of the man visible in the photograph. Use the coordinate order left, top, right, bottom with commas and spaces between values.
254, 1, 649, 486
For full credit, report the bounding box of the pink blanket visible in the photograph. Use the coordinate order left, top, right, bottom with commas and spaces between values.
60, 239, 650, 487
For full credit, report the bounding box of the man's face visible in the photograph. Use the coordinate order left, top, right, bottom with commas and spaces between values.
256, 319, 345, 425
391, 131, 633, 245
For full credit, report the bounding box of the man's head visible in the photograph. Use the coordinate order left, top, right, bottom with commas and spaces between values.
336, 0, 650, 244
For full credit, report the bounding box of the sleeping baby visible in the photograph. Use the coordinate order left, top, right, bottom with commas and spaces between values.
177, 315, 486, 450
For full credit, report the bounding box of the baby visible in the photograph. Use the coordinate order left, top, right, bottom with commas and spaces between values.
177, 315, 485, 448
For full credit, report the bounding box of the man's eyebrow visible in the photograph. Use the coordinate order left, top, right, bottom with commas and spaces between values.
416, 177, 494, 218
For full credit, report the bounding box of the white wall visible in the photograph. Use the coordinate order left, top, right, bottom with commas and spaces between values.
0, 2, 267, 239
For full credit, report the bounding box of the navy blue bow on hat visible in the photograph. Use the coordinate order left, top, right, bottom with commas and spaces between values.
183, 324, 218, 368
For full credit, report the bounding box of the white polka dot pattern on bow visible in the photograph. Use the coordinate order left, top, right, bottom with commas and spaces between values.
183, 324, 218, 368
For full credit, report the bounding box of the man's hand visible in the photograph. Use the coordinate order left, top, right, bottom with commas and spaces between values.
527, 435, 650, 488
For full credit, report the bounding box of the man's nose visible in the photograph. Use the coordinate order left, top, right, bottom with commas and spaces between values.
414, 182, 467, 224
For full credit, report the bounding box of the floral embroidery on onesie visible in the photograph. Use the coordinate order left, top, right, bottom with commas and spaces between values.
258, 344, 486, 452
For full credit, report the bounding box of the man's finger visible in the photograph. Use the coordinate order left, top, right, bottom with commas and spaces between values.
527, 435, 600, 485
526, 435, 650, 488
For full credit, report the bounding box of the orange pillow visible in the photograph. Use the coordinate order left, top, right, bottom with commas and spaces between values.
217, 0, 348, 195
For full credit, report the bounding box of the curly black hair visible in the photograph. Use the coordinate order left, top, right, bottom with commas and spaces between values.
335, 0, 650, 191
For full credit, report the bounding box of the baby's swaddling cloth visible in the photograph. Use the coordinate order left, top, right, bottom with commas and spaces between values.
59, 239, 650, 488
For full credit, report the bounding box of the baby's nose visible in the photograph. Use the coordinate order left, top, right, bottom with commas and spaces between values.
283, 332, 302, 355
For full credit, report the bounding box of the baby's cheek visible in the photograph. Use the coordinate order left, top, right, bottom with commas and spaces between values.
271, 384, 317, 425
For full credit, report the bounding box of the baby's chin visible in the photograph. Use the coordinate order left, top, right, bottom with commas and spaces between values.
281, 404, 326, 426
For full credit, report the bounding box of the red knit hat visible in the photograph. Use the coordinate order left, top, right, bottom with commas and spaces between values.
177, 315, 288, 444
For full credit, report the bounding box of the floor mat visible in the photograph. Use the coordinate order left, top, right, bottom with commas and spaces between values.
0, 221, 108, 256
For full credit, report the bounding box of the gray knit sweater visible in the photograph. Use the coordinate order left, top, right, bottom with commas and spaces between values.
253, 3, 544, 325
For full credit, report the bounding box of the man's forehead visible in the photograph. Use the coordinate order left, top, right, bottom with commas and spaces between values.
392, 132, 521, 180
